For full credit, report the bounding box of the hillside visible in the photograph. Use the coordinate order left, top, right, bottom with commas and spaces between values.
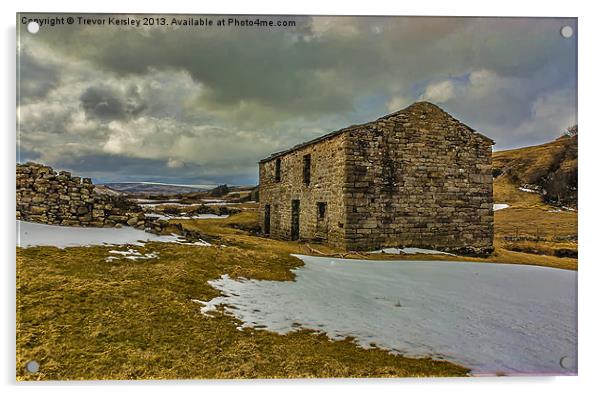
493, 134, 577, 208
492, 134, 578, 262
100, 182, 215, 195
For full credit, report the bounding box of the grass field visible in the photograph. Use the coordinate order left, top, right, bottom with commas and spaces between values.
16, 158, 578, 379
492, 173, 577, 265
16, 214, 470, 380
491, 134, 578, 264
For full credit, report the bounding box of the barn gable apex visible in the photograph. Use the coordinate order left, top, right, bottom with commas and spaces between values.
259, 101, 493, 163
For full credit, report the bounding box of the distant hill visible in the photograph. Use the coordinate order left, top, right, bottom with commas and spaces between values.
493, 134, 577, 208
93, 185, 124, 197
101, 182, 216, 196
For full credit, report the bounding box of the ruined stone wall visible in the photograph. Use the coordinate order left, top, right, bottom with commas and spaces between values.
16, 162, 147, 228
258, 133, 347, 248
344, 103, 493, 254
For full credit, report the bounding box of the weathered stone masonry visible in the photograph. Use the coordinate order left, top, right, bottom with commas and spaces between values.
258, 102, 495, 255
16, 162, 147, 229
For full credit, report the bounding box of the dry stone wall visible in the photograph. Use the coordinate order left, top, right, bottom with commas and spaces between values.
17, 162, 152, 230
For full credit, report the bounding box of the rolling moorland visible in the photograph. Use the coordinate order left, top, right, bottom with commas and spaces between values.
16, 134, 577, 380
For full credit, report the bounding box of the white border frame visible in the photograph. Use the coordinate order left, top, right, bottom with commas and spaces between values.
3, 1, 599, 393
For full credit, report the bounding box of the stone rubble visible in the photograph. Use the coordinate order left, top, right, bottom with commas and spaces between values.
17, 162, 179, 235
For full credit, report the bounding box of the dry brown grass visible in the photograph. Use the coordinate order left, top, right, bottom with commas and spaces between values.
492, 137, 574, 186
16, 219, 468, 380
177, 208, 577, 271
493, 176, 545, 209
491, 138, 578, 268
494, 207, 577, 240
491, 172, 577, 268
16, 167, 579, 380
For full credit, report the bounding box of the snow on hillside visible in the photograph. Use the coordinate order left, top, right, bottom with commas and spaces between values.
200, 255, 577, 376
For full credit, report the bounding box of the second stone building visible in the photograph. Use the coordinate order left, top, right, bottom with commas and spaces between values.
258, 102, 495, 255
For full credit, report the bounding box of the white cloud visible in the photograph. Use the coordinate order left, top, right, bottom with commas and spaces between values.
166, 158, 184, 168
386, 95, 411, 112
422, 80, 457, 103
518, 89, 577, 138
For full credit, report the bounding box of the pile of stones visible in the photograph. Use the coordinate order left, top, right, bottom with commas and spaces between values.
16, 162, 174, 234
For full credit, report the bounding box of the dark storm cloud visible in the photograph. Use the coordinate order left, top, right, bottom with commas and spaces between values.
26, 16, 576, 127
51, 153, 255, 185
18, 48, 60, 102
80, 85, 147, 122
16, 147, 41, 163
17, 15, 577, 183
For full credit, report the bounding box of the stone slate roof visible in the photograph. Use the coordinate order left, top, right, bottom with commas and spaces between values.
259, 101, 494, 163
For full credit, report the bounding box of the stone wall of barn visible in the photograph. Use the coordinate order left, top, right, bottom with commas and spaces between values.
258, 133, 348, 249
258, 102, 494, 255
343, 103, 493, 254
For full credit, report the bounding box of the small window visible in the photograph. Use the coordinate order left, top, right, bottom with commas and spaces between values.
303, 154, 311, 185
275, 158, 281, 182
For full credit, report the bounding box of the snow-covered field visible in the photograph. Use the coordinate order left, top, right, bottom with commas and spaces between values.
200, 255, 577, 376
17, 220, 210, 248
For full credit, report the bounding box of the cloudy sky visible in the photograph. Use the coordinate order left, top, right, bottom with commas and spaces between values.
17, 15, 577, 185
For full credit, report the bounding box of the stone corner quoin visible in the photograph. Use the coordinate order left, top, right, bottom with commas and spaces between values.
257, 101, 495, 256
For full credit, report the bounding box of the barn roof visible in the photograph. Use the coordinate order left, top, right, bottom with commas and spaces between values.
259, 101, 494, 163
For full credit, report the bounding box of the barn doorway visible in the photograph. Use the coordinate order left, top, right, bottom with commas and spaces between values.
315, 202, 327, 240
264, 204, 271, 235
291, 199, 300, 240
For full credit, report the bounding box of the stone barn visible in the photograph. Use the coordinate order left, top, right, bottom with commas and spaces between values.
258, 102, 495, 255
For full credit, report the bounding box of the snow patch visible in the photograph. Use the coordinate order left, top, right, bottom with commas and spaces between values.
139, 202, 205, 208
133, 198, 179, 203
369, 247, 454, 256
493, 203, 510, 211
519, 187, 537, 193
199, 255, 577, 376
145, 213, 229, 220
106, 248, 158, 261
17, 220, 210, 248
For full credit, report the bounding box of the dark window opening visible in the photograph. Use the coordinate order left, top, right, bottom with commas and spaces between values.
303, 154, 311, 185
317, 202, 327, 220
275, 158, 281, 182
